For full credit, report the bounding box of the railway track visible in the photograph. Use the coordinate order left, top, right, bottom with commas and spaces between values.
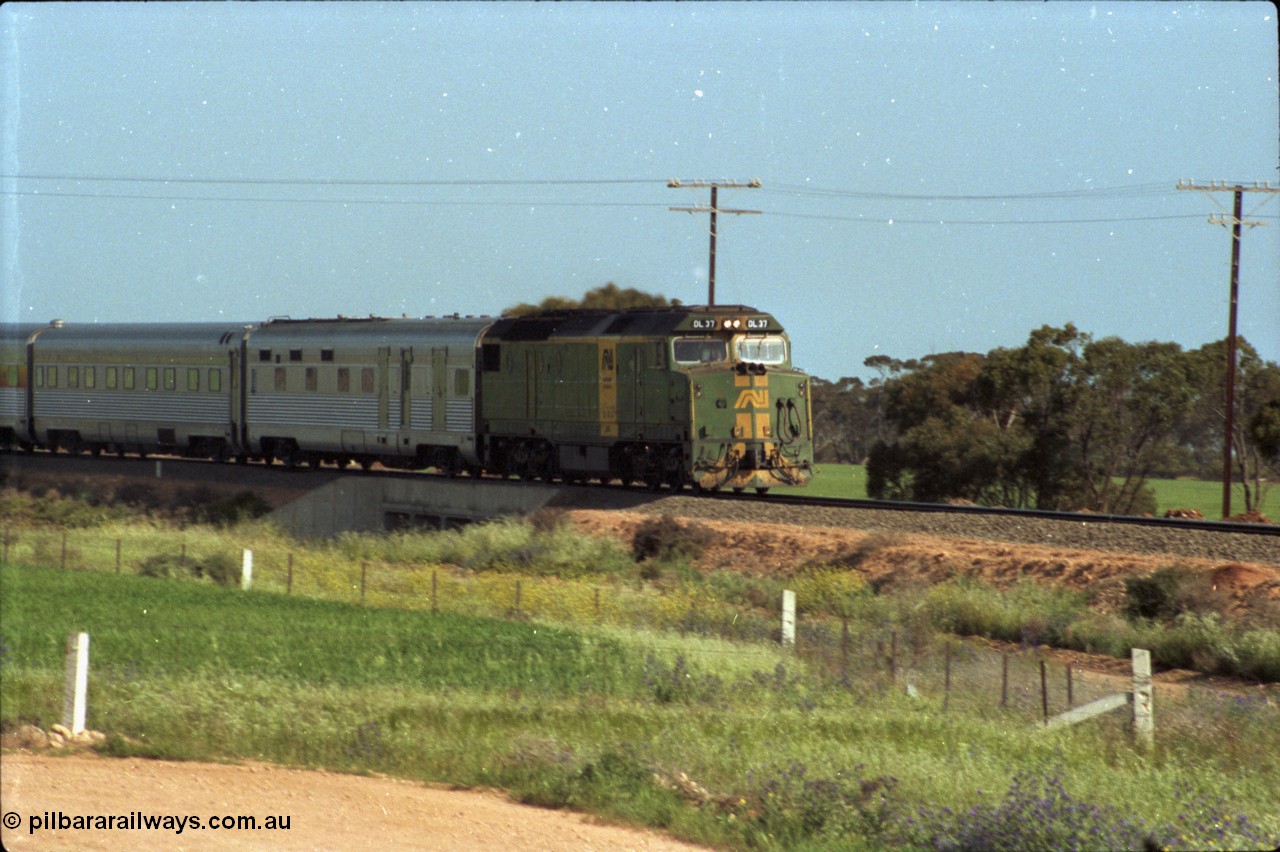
718, 491, 1279, 538
4, 451, 1278, 564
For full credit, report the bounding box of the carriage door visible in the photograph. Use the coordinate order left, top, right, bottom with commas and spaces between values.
432, 348, 447, 435
377, 347, 391, 437
399, 348, 413, 437
229, 348, 243, 452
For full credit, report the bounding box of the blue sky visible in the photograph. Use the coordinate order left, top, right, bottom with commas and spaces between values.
3, 1, 1277, 382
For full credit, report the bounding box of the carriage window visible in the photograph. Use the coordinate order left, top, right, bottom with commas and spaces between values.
672, 338, 728, 365
35, 366, 44, 388
361, 367, 375, 394
106, 367, 118, 389
290, 349, 303, 362
85, 367, 96, 389
735, 336, 788, 365
163, 368, 176, 391
124, 368, 136, 390
146, 368, 158, 391
337, 368, 350, 393
321, 349, 334, 362
305, 367, 318, 391
259, 349, 272, 362
208, 369, 221, 392
187, 368, 200, 391
68, 366, 79, 389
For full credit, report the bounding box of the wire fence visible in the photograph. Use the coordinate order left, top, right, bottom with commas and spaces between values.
1, 525, 1236, 741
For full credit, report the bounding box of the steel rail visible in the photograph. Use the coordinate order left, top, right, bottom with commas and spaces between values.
710, 491, 1280, 538
5, 450, 1277, 538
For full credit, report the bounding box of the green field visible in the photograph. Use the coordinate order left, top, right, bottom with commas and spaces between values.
777, 464, 1279, 520
3, 560, 1277, 850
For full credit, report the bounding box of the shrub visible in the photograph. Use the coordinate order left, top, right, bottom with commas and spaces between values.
136, 551, 238, 586
791, 567, 869, 617
195, 552, 240, 587
738, 761, 900, 845
1124, 566, 1225, 622
197, 491, 272, 526
906, 770, 1161, 851
630, 515, 714, 563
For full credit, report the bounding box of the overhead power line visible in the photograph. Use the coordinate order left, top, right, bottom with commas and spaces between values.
0, 173, 662, 188
766, 210, 1234, 226
0, 188, 674, 209
6, 174, 1273, 226
765, 181, 1179, 202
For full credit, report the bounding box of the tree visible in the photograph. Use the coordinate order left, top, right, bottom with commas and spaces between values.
865, 325, 1197, 514
809, 376, 888, 464
503, 283, 676, 316
975, 325, 1084, 509
1184, 338, 1280, 514
1067, 338, 1193, 514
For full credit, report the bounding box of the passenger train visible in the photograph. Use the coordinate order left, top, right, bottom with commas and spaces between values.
0, 305, 813, 493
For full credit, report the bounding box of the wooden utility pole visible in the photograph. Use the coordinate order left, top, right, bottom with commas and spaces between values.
1176, 180, 1279, 518
669, 178, 761, 305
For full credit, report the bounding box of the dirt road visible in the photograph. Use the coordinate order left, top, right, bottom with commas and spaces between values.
0, 753, 705, 851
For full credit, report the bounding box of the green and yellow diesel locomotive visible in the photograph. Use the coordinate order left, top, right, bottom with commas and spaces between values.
479, 305, 813, 492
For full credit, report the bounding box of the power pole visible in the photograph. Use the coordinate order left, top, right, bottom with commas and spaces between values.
668, 178, 761, 305
1176, 180, 1280, 518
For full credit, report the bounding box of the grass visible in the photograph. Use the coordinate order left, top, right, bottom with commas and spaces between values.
2, 489, 1278, 848
776, 463, 1280, 520
4, 553, 1279, 849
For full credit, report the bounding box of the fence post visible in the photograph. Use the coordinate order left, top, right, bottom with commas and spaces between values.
514, 579, 522, 616
1066, 664, 1074, 708
61, 531, 68, 570
943, 642, 953, 711
3, 528, 9, 563
286, 553, 293, 594
115, 538, 122, 574
1040, 659, 1050, 725
841, 617, 850, 684
241, 549, 253, 590
431, 570, 438, 613
1001, 652, 1010, 708
360, 561, 367, 604
1132, 648, 1154, 749
62, 632, 90, 735
780, 590, 796, 649
889, 630, 898, 683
